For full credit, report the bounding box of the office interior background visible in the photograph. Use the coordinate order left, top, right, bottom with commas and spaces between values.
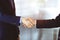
14, 0, 60, 40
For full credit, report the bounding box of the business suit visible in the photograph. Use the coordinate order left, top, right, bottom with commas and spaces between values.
0, 0, 20, 40
36, 14, 60, 40
0, 0, 15, 16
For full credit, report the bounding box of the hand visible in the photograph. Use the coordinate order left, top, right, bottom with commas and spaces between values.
21, 17, 36, 28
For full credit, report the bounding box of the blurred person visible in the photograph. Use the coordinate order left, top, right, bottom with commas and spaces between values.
0, 0, 34, 40
0, 0, 20, 40
22, 14, 60, 40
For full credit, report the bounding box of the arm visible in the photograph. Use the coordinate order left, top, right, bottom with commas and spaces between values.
0, 15, 20, 26
36, 14, 60, 28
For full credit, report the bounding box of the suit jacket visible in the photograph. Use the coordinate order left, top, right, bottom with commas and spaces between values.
36, 14, 60, 28
36, 14, 60, 40
0, 0, 15, 16
0, 0, 20, 26
0, 0, 20, 40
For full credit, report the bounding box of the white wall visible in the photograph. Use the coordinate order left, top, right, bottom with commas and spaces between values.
15, 0, 60, 19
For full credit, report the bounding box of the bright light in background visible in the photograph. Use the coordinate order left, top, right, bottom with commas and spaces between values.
15, 0, 60, 19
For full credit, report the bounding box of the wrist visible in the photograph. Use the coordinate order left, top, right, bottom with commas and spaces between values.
35, 20, 36, 26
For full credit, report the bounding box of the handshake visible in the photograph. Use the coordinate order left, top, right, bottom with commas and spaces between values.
21, 17, 36, 28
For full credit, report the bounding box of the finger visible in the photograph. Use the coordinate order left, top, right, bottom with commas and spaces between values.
26, 21, 33, 28
22, 19, 32, 28
23, 24, 26, 28
27, 17, 35, 25
22, 17, 34, 28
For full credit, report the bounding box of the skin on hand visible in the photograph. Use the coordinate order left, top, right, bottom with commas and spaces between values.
22, 17, 36, 28
27, 17, 36, 25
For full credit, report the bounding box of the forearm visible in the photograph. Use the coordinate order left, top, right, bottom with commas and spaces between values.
36, 19, 58, 28
36, 14, 60, 28
0, 15, 20, 26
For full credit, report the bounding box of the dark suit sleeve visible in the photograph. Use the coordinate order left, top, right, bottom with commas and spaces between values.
36, 14, 60, 28
0, 15, 20, 26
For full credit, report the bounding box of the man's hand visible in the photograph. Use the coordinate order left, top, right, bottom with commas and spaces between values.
21, 17, 36, 28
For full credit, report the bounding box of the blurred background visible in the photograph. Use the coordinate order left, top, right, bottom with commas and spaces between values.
14, 0, 60, 40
